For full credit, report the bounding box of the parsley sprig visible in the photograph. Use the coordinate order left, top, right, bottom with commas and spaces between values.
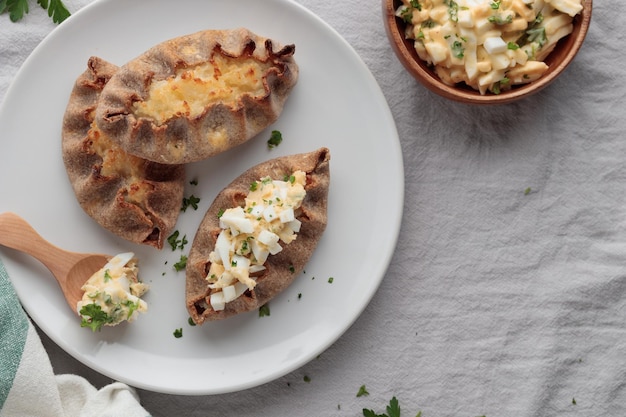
363, 397, 405, 417
79, 303, 113, 332
0, 0, 70, 23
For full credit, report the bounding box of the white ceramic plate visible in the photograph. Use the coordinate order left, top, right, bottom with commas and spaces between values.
0, 0, 403, 395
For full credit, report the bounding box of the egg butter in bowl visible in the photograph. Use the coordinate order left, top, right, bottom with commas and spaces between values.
383, 0, 592, 104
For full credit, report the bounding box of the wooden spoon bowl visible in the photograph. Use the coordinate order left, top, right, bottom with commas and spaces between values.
0, 212, 109, 313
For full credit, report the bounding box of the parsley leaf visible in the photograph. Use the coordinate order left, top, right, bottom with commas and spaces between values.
181, 194, 200, 212
173, 255, 187, 271
267, 130, 283, 148
167, 230, 188, 251
173, 328, 183, 338
451, 40, 465, 59
123, 299, 139, 319
357, 384, 370, 397
79, 303, 113, 332
0, 0, 70, 23
386, 397, 401, 417
259, 303, 270, 317
39, 0, 69, 23
362, 397, 422, 417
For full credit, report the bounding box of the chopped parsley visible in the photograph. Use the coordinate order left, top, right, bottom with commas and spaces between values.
181, 194, 201, 212
488, 13, 513, 25
400, 6, 413, 23
103, 269, 112, 282
0, 0, 70, 23
289, 264, 295, 273
409, 0, 421, 11
173, 255, 187, 271
507, 42, 520, 50
303, 375, 311, 383
173, 328, 183, 338
451, 40, 464, 59
259, 303, 270, 317
524, 187, 532, 195
357, 384, 370, 397
517, 12, 546, 48
79, 303, 113, 332
123, 300, 140, 320
167, 230, 188, 251
267, 130, 283, 148
328, 277, 334, 284
188, 317, 196, 326
444, 0, 458, 23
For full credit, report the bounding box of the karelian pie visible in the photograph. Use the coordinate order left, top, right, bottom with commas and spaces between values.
62, 56, 185, 249
186, 147, 330, 324
95, 28, 299, 164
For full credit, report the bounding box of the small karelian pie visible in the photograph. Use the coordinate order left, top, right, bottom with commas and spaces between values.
62, 56, 185, 249
95, 28, 299, 164
186, 147, 330, 324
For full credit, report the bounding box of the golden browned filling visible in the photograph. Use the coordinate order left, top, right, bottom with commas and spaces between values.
85, 123, 153, 207
132, 53, 273, 125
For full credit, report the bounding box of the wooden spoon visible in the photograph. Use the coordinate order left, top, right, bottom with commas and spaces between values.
0, 212, 110, 313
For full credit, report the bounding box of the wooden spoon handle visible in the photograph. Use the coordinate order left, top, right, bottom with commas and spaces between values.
0, 212, 70, 279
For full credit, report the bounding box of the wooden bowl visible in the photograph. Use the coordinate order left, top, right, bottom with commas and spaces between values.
383, 0, 592, 104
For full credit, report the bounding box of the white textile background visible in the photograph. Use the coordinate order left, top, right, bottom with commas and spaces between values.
2, 1, 625, 416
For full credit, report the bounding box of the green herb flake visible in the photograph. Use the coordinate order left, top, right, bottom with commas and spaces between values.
267, 130, 283, 148
181, 194, 201, 212
123, 300, 139, 319
173, 328, 183, 338
259, 303, 270, 317
451, 40, 465, 58
103, 269, 112, 282
188, 317, 196, 326
289, 264, 295, 273
444, 0, 458, 22
167, 230, 188, 251
357, 384, 370, 397
488, 13, 513, 25
249, 181, 258, 192
173, 255, 188, 271
507, 41, 520, 50
400, 6, 413, 23
303, 375, 311, 383
328, 277, 334, 284
524, 187, 532, 195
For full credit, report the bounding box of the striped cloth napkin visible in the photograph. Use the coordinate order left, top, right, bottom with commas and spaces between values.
0, 259, 150, 417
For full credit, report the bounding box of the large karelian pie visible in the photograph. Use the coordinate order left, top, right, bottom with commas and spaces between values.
62, 56, 185, 249
95, 28, 299, 164
186, 148, 330, 324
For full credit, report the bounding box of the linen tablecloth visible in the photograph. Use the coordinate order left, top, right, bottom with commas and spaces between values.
2, 1, 625, 416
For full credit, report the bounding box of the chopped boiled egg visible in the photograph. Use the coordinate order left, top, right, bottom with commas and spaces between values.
396, 0, 583, 94
77, 252, 148, 331
206, 171, 307, 311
